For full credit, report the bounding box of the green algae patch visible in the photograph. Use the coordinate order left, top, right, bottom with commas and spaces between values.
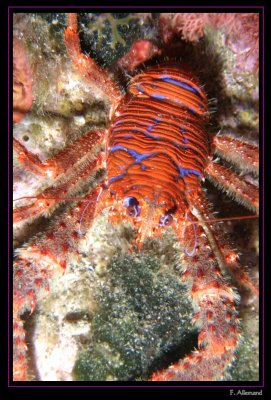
73, 254, 195, 381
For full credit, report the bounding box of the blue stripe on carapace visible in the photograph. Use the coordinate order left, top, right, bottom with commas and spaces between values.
136, 82, 200, 114
177, 165, 202, 178
130, 129, 189, 150
108, 172, 126, 184
159, 75, 202, 97
147, 118, 160, 132
113, 124, 190, 150
110, 145, 202, 181
110, 145, 158, 163
150, 93, 166, 100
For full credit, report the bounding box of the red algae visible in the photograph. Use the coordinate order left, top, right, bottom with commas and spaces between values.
13, 37, 33, 123
159, 13, 259, 72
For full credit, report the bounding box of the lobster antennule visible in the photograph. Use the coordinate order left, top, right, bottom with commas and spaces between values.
135, 203, 161, 247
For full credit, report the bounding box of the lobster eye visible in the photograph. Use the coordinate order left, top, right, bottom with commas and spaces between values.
123, 196, 140, 218
159, 213, 173, 226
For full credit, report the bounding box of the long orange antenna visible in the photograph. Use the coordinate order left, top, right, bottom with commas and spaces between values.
14, 196, 259, 225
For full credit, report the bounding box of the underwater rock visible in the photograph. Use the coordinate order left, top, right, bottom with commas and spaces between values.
32, 215, 197, 381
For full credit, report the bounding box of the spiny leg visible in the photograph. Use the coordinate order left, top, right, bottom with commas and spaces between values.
13, 130, 103, 180
205, 161, 259, 213
206, 134, 259, 213
13, 129, 106, 380
13, 180, 108, 381
14, 130, 104, 223
65, 13, 123, 105
213, 134, 259, 176
192, 194, 259, 295
151, 202, 242, 381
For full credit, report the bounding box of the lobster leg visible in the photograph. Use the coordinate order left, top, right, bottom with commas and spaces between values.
151, 193, 257, 381
13, 180, 107, 381
65, 13, 123, 105
207, 134, 259, 213
151, 216, 240, 381
205, 161, 259, 213
14, 130, 104, 223
194, 195, 259, 296
14, 130, 103, 180
213, 135, 259, 176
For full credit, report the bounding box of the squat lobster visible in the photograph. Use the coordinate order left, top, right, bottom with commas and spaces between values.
13, 13, 259, 381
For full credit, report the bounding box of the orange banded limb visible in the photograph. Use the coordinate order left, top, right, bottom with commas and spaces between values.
191, 194, 259, 296
13, 316, 27, 381
65, 13, 123, 104
14, 130, 103, 180
14, 154, 103, 224
14, 130, 105, 223
13, 180, 107, 380
151, 348, 236, 381
213, 135, 259, 176
151, 210, 241, 381
205, 161, 259, 213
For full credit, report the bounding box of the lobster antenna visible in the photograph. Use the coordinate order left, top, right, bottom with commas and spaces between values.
78, 199, 92, 235
184, 212, 198, 257
78, 185, 106, 235
187, 214, 258, 225
13, 196, 92, 202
